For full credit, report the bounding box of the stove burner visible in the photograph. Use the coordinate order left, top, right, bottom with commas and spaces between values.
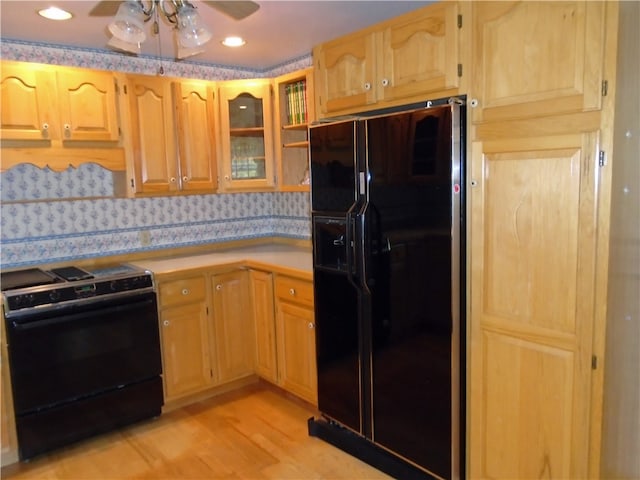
0, 268, 60, 291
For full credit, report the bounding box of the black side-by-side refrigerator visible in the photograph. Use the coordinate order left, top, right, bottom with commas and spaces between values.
308, 98, 465, 480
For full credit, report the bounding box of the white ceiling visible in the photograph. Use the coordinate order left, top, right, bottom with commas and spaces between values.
0, 0, 432, 70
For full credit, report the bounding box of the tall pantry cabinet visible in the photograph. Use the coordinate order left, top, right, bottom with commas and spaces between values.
466, 2, 620, 479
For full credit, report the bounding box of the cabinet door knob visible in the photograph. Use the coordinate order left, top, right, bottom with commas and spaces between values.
216, 284, 222, 291
163, 320, 170, 326
183, 176, 189, 182
181, 288, 190, 295
170, 177, 177, 183
63, 123, 71, 138
308, 322, 315, 329
289, 288, 295, 296
381, 78, 389, 87
41, 123, 49, 137
364, 82, 371, 91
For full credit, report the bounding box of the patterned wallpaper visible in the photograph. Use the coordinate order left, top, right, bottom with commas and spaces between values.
0, 41, 312, 268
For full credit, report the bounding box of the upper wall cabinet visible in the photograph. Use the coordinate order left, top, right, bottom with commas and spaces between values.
274, 68, 314, 191
1, 62, 119, 143
0, 61, 124, 171
124, 75, 218, 195
313, 2, 462, 118
218, 80, 275, 191
471, 1, 606, 123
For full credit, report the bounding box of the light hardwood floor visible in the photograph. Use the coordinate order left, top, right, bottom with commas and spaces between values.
1, 382, 390, 479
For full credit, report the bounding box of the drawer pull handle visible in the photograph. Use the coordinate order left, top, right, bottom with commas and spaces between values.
289, 288, 295, 296
181, 288, 190, 295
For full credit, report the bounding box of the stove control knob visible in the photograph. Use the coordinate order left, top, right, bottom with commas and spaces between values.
48, 290, 61, 302
110, 281, 119, 292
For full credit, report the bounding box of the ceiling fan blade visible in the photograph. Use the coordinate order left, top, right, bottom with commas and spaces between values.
89, 1, 123, 17
203, 1, 260, 20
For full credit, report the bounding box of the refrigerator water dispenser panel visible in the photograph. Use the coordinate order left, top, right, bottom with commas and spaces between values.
313, 216, 352, 273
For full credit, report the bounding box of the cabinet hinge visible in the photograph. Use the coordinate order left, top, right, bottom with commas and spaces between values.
601, 80, 608, 97
457, 64, 463, 77
599, 150, 606, 167
457, 14, 462, 28
592, 355, 598, 370
123, 84, 127, 95
114, 79, 119, 94
130, 178, 135, 189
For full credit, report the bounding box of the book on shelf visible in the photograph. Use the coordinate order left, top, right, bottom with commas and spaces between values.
284, 79, 308, 126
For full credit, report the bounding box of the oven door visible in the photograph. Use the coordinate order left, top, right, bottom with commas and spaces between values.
6, 292, 162, 415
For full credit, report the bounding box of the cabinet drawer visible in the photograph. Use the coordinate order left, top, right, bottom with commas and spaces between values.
159, 277, 206, 308
275, 276, 314, 307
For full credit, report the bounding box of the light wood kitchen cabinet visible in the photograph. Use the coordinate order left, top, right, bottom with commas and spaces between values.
313, 1, 462, 118
125, 75, 178, 194
0, 60, 124, 171
1, 61, 119, 143
250, 270, 278, 383
210, 270, 255, 383
125, 75, 218, 195
173, 80, 218, 192
466, 1, 622, 478
274, 275, 317, 404
274, 68, 314, 191
470, 1, 606, 123
158, 275, 213, 401
468, 132, 601, 479
218, 79, 275, 190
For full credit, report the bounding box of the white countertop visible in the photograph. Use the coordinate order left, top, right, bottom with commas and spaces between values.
130, 244, 313, 279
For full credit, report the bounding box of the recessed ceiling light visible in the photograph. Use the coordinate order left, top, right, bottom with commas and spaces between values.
38, 6, 73, 21
222, 36, 246, 48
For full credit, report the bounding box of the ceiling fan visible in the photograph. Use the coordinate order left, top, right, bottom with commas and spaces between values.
90, 1, 260, 60
89, 1, 260, 21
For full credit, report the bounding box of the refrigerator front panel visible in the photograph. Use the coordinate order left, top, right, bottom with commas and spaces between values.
365, 106, 456, 478
310, 121, 358, 215
313, 269, 362, 434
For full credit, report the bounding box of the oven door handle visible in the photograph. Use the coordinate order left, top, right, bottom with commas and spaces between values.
10, 297, 156, 332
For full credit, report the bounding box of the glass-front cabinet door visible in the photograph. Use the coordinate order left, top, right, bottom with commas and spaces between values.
219, 80, 274, 190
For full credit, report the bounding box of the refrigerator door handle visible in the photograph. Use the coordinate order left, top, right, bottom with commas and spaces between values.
345, 203, 359, 290
357, 201, 372, 295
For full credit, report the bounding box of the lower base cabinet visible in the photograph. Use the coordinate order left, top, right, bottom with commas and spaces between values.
158, 267, 315, 407
158, 275, 213, 401
251, 270, 317, 405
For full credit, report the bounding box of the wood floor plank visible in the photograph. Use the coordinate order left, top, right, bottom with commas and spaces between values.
1, 384, 391, 479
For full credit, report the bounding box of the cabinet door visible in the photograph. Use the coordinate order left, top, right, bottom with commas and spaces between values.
57, 69, 119, 142
379, 2, 460, 103
160, 302, 212, 401
471, 1, 606, 122
127, 75, 179, 194
275, 301, 317, 404
1, 63, 55, 141
1, 324, 18, 466
211, 270, 255, 383
173, 80, 218, 192
313, 30, 378, 116
250, 270, 277, 383
218, 81, 274, 190
468, 132, 601, 479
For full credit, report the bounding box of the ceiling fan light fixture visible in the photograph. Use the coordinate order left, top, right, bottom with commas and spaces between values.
38, 6, 73, 21
107, 36, 141, 55
108, 1, 146, 44
176, 4, 212, 48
